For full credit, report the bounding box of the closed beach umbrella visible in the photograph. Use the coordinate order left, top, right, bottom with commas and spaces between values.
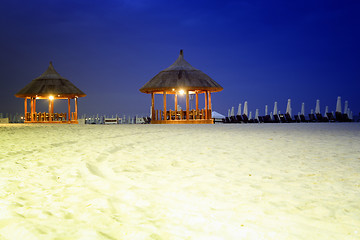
265, 105, 268, 116
230, 106, 235, 117
311, 109, 314, 114
243, 101, 248, 116
324, 106, 329, 117
315, 99, 320, 114
255, 109, 259, 120
344, 101, 348, 114
249, 111, 252, 120
237, 103, 242, 116
336, 96, 342, 113
301, 102, 305, 115
227, 109, 231, 117
273, 101, 278, 115
270, 111, 274, 120
286, 99, 291, 115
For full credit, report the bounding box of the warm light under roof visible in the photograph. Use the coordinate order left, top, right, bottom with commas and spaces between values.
49, 95, 54, 100
179, 89, 185, 95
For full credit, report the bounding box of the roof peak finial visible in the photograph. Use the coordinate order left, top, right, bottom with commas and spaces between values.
180, 49, 183, 56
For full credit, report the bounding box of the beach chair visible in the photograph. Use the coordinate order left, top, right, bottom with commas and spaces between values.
308, 113, 316, 122
326, 112, 336, 122
316, 113, 328, 122
299, 114, 308, 122
285, 113, 295, 123
335, 112, 346, 122
294, 115, 301, 123
230, 116, 238, 123
279, 114, 286, 123
342, 113, 351, 122
273, 114, 280, 123
242, 114, 249, 123
263, 115, 272, 123
258, 116, 264, 123
236, 115, 243, 123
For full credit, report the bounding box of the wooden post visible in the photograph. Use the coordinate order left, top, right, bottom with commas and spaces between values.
174, 93, 178, 120
151, 93, 155, 120
24, 98, 27, 121
186, 90, 189, 120
30, 98, 34, 121
163, 91, 167, 121
34, 98, 37, 115
208, 91, 212, 119
196, 91, 199, 112
68, 98, 71, 121
205, 91, 208, 119
48, 99, 52, 122
75, 97, 78, 120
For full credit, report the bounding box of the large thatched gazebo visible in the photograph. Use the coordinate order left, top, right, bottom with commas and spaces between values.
140, 50, 223, 124
15, 62, 86, 123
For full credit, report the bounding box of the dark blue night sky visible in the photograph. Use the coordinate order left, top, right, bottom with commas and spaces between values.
1, 0, 359, 117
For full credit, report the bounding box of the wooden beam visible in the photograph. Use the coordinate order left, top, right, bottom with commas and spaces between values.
151, 93, 155, 120
48, 99, 52, 122
208, 91, 212, 120
68, 98, 71, 121
30, 98, 34, 121
34, 98, 37, 114
174, 93, 178, 120
75, 97, 78, 120
186, 90, 189, 120
24, 98, 27, 120
163, 91, 167, 120
196, 91, 199, 112
204, 91, 208, 119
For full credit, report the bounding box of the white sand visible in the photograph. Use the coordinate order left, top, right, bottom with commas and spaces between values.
0, 123, 359, 239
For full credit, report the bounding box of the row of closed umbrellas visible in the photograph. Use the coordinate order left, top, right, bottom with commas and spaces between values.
227, 96, 353, 121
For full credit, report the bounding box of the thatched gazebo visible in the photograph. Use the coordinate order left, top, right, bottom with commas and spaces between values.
15, 62, 86, 123
140, 50, 223, 124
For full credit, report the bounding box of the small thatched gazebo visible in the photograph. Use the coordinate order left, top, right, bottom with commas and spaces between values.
140, 50, 223, 124
15, 62, 86, 123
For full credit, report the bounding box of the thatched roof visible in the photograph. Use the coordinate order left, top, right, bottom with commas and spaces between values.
140, 50, 223, 93
15, 62, 86, 98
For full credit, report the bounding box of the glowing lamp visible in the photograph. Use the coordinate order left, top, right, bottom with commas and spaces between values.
179, 89, 185, 95
49, 95, 54, 100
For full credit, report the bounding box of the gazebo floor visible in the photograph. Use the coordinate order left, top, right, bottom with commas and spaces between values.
24, 120, 79, 124
151, 119, 213, 124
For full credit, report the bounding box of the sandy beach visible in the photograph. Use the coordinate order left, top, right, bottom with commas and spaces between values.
0, 123, 359, 239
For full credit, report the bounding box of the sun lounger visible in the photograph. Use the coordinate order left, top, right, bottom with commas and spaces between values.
326, 112, 336, 122
236, 115, 243, 123
230, 116, 239, 123
242, 114, 249, 123
263, 115, 272, 123
273, 114, 280, 123
285, 113, 295, 123
279, 114, 287, 123
299, 114, 308, 122
308, 113, 316, 122
316, 113, 328, 122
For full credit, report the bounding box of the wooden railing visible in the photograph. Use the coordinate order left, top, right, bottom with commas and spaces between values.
24, 112, 78, 122
152, 109, 212, 121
